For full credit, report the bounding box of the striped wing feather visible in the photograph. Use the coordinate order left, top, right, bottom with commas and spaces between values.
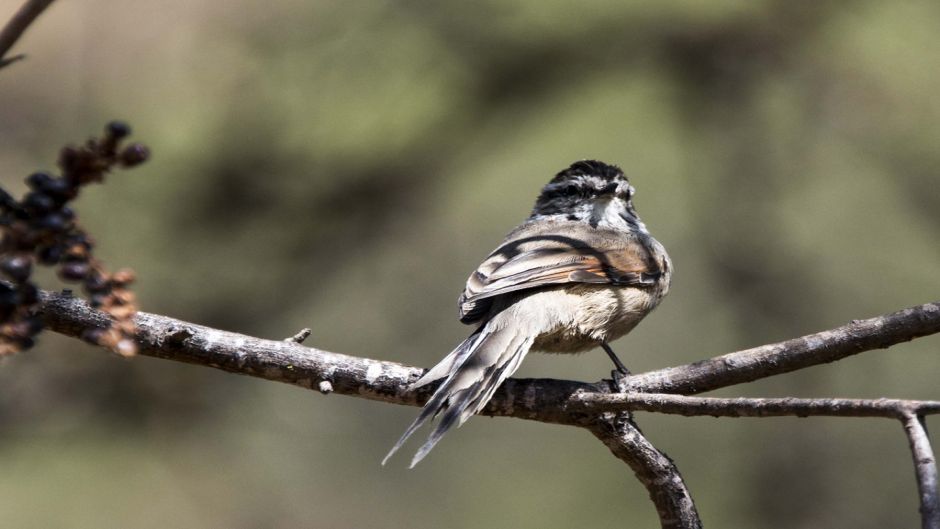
458, 221, 661, 323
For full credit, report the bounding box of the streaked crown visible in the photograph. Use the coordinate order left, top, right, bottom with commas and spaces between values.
532, 160, 635, 217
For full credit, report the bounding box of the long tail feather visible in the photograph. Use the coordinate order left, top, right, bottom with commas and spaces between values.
381, 331, 482, 466
409, 334, 532, 468
383, 318, 533, 467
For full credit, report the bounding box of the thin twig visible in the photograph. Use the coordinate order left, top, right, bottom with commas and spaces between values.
0, 0, 56, 69
622, 302, 940, 395
569, 393, 940, 419
902, 412, 940, 529
284, 328, 311, 344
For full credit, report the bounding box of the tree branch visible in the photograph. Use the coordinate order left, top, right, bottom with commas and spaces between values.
35, 290, 940, 529
38, 290, 940, 422
622, 302, 940, 394
902, 412, 940, 529
0, 0, 56, 69
38, 289, 602, 426
569, 393, 940, 419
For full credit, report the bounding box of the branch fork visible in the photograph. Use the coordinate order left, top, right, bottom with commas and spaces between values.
34, 290, 940, 529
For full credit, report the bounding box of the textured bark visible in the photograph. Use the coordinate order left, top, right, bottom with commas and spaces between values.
902, 413, 940, 529
36, 290, 940, 529
39, 290, 602, 425
623, 302, 940, 394
570, 393, 940, 419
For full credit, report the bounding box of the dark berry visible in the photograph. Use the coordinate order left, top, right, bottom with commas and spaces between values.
43, 179, 74, 202
81, 328, 104, 344
119, 144, 150, 167
23, 316, 44, 335
0, 255, 32, 282
107, 121, 131, 139
38, 245, 64, 265
19, 283, 39, 305
26, 173, 74, 203
0, 283, 20, 310
23, 192, 55, 213
26, 172, 55, 190
0, 300, 15, 319
63, 233, 93, 249
0, 188, 17, 211
89, 293, 108, 308
37, 212, 70, 232
84, 273, 110, 294
58, 262, 90, 281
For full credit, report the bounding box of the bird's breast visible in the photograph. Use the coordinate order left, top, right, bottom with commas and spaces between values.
518, 282, 665, 354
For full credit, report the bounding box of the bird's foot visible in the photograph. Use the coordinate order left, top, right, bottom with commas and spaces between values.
610, 369, 630, 393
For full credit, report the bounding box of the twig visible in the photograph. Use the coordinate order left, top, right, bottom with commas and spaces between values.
0, 0, 56, 69
622, 302, 940, 395
902, 412, 940, 529
569, 393, 940, 419
284, 328, 311, 344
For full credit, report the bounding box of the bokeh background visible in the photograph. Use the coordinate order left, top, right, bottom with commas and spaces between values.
2, 1, 939, 527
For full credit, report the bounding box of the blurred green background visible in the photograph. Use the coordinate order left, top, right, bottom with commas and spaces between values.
2, 0, 939, 527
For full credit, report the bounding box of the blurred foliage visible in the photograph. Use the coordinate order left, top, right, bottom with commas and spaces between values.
1, 0, 939, 528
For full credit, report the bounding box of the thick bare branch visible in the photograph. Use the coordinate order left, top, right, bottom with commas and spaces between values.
37, 291, 940, 423
569, 393, 940, 419
902, 412, 940, 529
38, 290, 603, 426
0, 0, 56, 68
38, 289, 697, 527
623, 302, 940, 394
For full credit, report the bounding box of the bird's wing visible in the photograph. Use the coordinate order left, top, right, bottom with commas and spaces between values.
458, 220, 664, 323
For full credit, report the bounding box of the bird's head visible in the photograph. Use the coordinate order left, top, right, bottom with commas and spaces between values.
531, 160, 641, 229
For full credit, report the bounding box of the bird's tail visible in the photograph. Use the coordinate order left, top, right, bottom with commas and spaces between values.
382, 317, 533, 467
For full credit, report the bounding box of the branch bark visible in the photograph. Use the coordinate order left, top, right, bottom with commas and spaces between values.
35, 290, 940, 528
38, 289, 601, 426
622, 302, 940, 394
0, 0, 56, 68
38, 291, 940, 421
902, 412, 940, 529
569, 393, 940, 419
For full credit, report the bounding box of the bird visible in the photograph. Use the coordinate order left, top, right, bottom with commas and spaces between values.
383, 160, 672, 467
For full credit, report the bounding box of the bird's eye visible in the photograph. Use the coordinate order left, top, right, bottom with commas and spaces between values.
563, 184, 580, 196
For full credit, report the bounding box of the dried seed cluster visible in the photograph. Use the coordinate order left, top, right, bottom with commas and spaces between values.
0, 121, 149, 356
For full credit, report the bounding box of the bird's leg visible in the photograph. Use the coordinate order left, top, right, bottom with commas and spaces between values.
601, 342, 630, 376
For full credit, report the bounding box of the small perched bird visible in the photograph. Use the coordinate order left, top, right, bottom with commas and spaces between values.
384, 160, 672, 467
